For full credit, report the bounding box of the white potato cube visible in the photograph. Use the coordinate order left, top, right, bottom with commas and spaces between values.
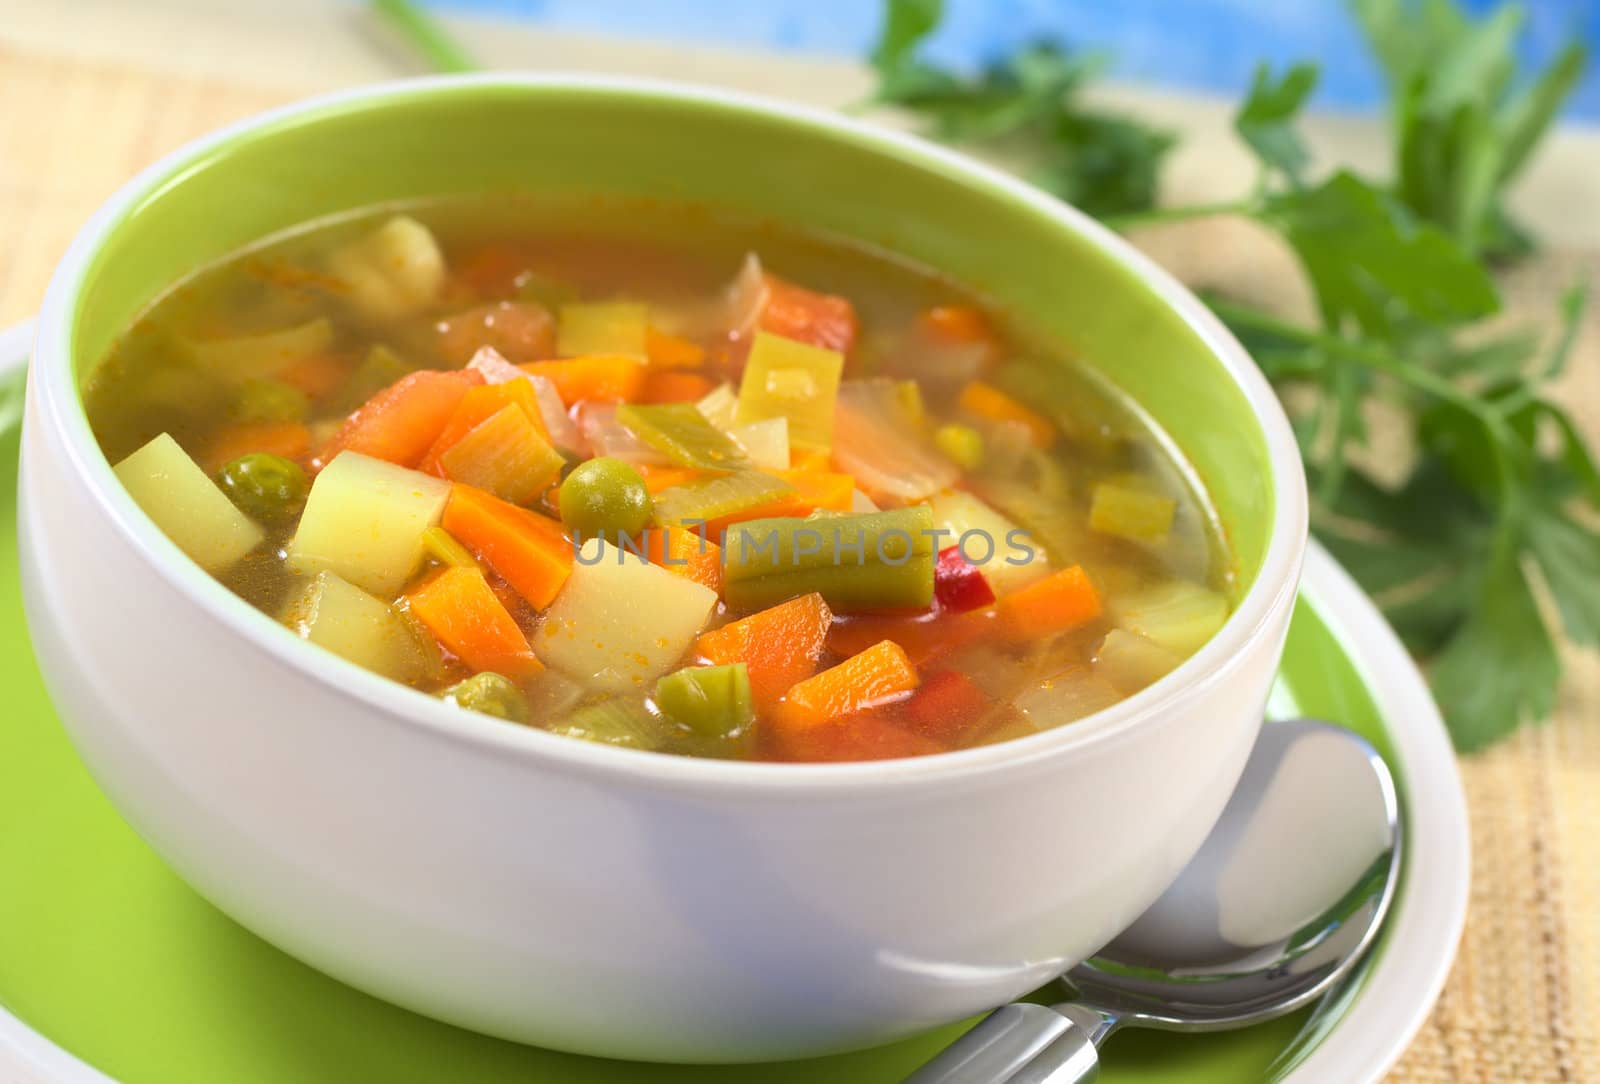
535, 539, 717, 693
287, 451, 450, 597
327, 215, 445, 320
281, 571, 432, 683
113, 432, 264, 572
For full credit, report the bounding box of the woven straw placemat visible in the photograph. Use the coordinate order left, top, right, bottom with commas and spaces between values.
2, 11, 1597, 1081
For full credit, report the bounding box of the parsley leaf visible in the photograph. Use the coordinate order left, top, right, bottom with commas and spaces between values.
864, 0, 1173, 217
1353, 0, 1589, 261
1235, 62, 1319, 185
1431, 545, 1560, 749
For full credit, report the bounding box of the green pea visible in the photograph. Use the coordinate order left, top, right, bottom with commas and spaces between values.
440, 672, 531, 724
231, 379, 309, 424
215, 453, 309, 526
559, 457, 654, 543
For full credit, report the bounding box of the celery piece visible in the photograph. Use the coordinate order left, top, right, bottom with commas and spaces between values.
655, 664, 754, 740
722, 504, 936, 613
421, 526, 479, 569
1089, 482, 1176, 543
439, 405, 565, 505
615, 402, 750, 471
188, 317, 333, 381
557, 301, 649, 358
335, 344, 414, 414
230, 379, 309, 424
548, 697, 668, 750
735, 332, 844, 451
651, 470, 794, 529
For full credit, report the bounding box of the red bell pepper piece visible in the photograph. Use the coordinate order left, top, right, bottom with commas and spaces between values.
934, 545, 996, 612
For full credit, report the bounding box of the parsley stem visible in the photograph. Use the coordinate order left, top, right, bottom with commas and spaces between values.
1101, 200, 1261, 230
371, 0, 478, 73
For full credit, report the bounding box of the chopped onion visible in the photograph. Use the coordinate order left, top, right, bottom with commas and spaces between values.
1093, 628, 1185, 692
721, 253, 769, 341
832, 382, 958, 504
849, 488, 880, 513
466, 345, 527, 384
695, 382, 739, 430
527, 374, 583, 455
728, 417, 790, 470
576, 402, 671, 465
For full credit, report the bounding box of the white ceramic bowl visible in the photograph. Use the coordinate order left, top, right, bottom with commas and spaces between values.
18, 76, 1307, 1062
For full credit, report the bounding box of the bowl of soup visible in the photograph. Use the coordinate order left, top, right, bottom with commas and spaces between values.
19, 75, 1306, 1061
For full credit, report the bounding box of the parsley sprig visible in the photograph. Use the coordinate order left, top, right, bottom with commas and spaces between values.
871, 0, 1595, 750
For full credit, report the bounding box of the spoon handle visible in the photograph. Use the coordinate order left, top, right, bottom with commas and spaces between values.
902, 1002, 1100, 1083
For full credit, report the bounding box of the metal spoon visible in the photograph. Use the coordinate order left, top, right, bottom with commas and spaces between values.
905, 718, 1402, 1084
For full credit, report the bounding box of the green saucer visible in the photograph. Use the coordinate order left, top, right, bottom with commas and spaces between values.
0, 366, 1397, 1084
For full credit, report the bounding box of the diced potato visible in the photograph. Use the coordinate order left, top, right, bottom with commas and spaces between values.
287, 451, 450, 597
557, 301, 649, 358
1093, 628, 1186, 692
1111, 580, 1229, 655
327, 216, 445, 320
728, 416, 790, 469
928, 490, 1049, 595
281, 571, 433, 683
535, 539, 718, 693
1089, 481, 1177, 542
113, 432, 264, 572
188, 317, 334, 381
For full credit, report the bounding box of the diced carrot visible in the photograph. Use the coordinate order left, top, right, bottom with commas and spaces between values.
775, 640, 921, 735
318, 368, 483, 469
442, 484, 574, 610
438, 406, 563, 506
437, 301, 556, 366
633, 464, 707, 494
519, 356, 648, 404
644, 526, 722, 593
957, 380, 1055, 449
766, 708, 940, 762
419, 380, 550, 474
901, 670, 992, 743
695, 592, 833, 713
999, 566, 1102, 640
758, 273, 858, 355
920, 304, 993, 345
278, 353, 350, 399
641, 370, 717, 403
200, 421, 311, 475
826, 606, 996, 666
405, 566, 543, 680
644, 326, 707, 369
790, 449, 832, 472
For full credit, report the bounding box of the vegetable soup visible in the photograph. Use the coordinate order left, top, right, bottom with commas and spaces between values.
86, 198, 1234, 762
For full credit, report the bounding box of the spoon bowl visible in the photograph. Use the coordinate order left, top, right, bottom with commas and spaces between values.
907, 718, 1402, 1082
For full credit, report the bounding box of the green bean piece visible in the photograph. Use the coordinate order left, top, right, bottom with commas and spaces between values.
559, 457, 653, 542
721, 504, 937, 613
231, 379, 309, 424
439, 672, 531, 724
215, 452, 310, 526
655, 664, 754, 740
615, 402, 750, 470
549, 697, 667, 750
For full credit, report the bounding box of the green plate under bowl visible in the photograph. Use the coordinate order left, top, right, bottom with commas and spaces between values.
0, 324, 1466, 1083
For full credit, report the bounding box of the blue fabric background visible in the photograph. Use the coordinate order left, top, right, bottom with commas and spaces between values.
432, 0, 1600, 119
